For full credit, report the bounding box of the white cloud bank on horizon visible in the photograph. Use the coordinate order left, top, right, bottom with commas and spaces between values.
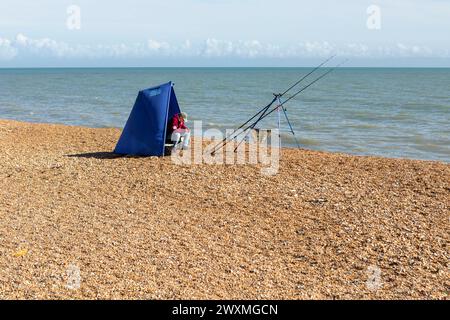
1, 34, 449, 63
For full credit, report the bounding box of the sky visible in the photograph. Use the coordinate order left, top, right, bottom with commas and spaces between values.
0, 0, 449, 67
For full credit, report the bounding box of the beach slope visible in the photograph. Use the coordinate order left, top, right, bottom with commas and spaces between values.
0, 119, 448, 299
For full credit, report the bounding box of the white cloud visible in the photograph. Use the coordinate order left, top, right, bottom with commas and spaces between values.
203, 38, 234, 57
15, 33, 83, 58
396, 43, 434, 57
203, 39, 335, 58
303, 41, 334, 57
1, 34, 449, 62
148, 39, 170, 52
345, 43, 370, 57
0, 38, 18, 60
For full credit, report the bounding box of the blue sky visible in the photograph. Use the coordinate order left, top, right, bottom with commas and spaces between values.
1, 0, 449, 67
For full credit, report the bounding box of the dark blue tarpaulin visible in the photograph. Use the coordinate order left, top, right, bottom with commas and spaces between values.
114, 82, 181, 156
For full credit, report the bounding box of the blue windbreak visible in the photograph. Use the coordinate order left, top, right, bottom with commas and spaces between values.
114, 81, 181, 156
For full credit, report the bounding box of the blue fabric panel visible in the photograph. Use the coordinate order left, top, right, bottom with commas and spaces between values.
114, 82, 173, 156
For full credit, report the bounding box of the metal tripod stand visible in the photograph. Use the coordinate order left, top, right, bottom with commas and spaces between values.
274, 93, 301, 149
233, 93, 301, 151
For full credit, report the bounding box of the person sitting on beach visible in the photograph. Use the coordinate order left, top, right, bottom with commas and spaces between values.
168, 112, 190, 150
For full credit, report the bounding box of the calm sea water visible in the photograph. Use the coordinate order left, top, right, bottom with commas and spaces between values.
0, 68, 449, 162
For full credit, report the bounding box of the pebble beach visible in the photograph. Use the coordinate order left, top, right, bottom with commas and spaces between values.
0, 119, 448, 299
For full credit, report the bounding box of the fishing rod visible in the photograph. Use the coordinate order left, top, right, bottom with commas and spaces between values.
230, 55, 337, 152
210, 55, 336, 155
210, 97, 277, 156
232, 59, 348, 151
279, 59, 348, 107
280, 55, 335, 97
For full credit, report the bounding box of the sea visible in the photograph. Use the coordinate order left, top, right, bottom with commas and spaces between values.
0, 68, 449, 162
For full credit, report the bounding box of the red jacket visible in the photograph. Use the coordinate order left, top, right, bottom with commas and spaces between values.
170, 114, 187, 131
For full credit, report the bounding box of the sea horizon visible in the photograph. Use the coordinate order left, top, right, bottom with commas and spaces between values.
2, 66, 450, 69
1, 67, 449, 162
